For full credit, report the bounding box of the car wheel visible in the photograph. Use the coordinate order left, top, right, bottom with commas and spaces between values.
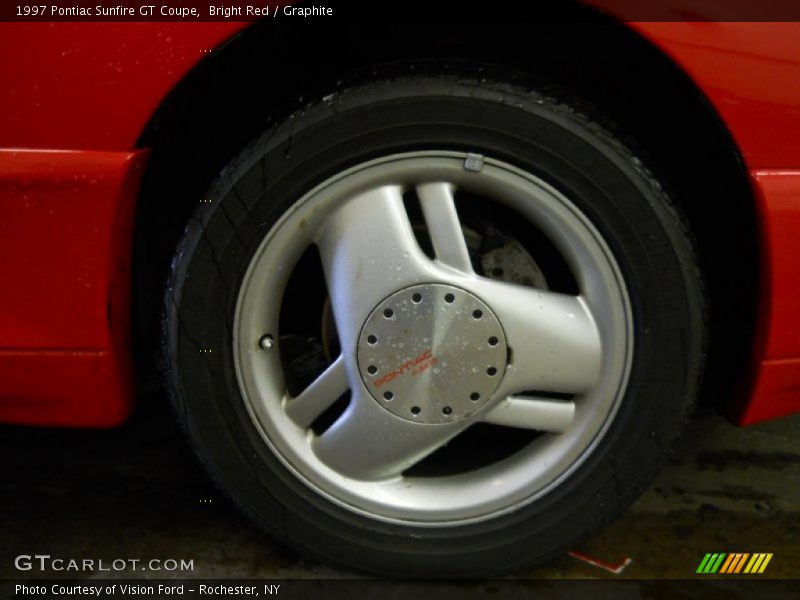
162, 75, 706, 577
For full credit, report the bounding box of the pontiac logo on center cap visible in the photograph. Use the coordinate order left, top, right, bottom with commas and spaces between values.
373, 349, 438, 388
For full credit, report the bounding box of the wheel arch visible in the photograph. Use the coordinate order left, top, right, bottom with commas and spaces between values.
133, 9, 759, 414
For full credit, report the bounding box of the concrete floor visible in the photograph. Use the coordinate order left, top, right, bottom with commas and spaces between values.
1, 402, 798, 580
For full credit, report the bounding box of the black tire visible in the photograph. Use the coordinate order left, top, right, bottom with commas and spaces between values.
162, 74, 706, 578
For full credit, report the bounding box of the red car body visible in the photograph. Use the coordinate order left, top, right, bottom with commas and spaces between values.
2, 11, 800, 428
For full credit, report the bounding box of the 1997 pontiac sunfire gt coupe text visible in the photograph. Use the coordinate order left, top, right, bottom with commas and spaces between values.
2, 2, 800, 577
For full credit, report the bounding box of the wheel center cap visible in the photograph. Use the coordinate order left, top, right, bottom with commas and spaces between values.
358, 284, 508, 424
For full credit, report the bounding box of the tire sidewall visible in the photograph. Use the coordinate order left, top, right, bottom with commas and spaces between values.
164, 77, 705, 577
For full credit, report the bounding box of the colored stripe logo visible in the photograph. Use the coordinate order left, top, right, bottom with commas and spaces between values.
696, 552, 773, 574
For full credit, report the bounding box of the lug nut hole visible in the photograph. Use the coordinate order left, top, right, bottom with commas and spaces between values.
487, 367, 497, 376
367, 365, 378, 375
383, 391, 394, 400
488, 336, 498, 346
444, 293, 455, 304
367, 335, 378, 345
383, 308, 394, 318
473, 309, 483, 319
411, 293, 422, 303
411, 406, 421, 415
470, 392, 480, 401
442, 406, 453, 415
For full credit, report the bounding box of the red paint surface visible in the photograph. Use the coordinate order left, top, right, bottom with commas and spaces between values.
629, 22, 800, 169
617, 22, 800, 423
0, 149, 147, 426
735, 172, 800, 424
1, 16, 800, 426
0, 150, 143, 348
0, 23, 247, 427
749, 172, 800, 361
0, 23, 245, 150
0, 350, 131, 427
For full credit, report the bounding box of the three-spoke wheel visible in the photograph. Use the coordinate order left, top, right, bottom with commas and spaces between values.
235, 153, 630, 520
164, 75, 705, 577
